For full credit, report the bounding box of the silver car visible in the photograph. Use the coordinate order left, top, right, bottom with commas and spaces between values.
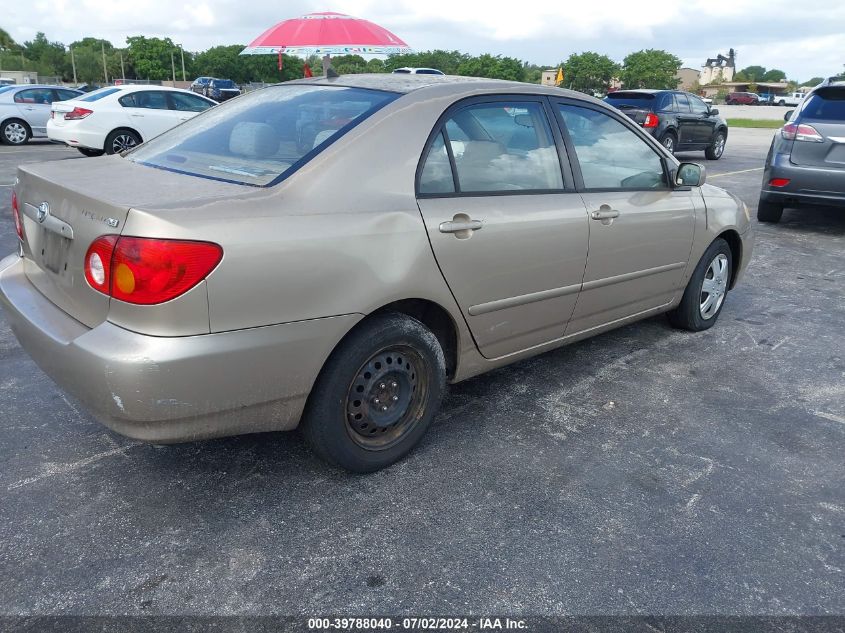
0, 85, 83, 145
0, 75, 754, 472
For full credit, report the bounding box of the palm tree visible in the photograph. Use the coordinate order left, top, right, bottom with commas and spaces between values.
0, 27, 18, 52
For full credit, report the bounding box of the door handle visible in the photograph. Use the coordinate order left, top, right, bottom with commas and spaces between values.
439, 214, 483, 238
590, 206, 620, 225
129, 113, 144, 118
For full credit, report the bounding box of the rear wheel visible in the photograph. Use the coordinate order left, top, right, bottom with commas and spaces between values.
1, 119, 30, 145
705, 130, 726, 160
757, 197, 784, 223
300, 313, 447, 473
105, 129, 141, 155
778, 99, 786, 106
668, 238, 732, 332
658, 131, 677, 154
77, 147, 105, 157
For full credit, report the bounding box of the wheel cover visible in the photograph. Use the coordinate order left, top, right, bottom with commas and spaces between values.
4, 122, 26, 144
663, 136, 674, 151
700, 253, 729, 319
345, 345, 429, 450
712, 134, 726, 157
111, 133, 137, 153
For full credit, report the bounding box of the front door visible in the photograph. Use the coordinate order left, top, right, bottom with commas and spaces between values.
555, 101, 696, 335
119, 90, 178, 140
416, 98, 589, 359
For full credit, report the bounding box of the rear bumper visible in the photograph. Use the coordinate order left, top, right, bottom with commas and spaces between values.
0, 253, 361, 442
46, 120, 106, 151
761, 154, 845, 208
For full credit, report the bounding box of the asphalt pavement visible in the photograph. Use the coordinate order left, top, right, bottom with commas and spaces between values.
0, 132, 843, 617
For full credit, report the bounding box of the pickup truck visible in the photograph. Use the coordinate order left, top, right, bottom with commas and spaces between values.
773, 92, 804, 107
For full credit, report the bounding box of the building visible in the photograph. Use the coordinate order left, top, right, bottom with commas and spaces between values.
0, 70, 39, 85
675, 68, 700, 91
700, 49, 736, 85
541, 70, 557, 86
699, 81, 789, 98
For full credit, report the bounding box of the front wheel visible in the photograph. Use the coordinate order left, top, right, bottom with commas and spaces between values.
668, 238, 732, 332
705, 131, 726, 160
300, 313, 447, 472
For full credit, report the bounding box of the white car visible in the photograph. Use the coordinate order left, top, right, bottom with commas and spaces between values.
47, 85, 216, 156
391, 67, 445, 75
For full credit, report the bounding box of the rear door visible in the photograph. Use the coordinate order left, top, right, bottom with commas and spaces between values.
118, 90, 179, 140
554, 101, 696, 335
416, 97, 590, 359
14, 88, 54, 135
789, 87, 845, 184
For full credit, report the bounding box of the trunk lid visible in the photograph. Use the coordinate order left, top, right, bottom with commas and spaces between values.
15, 155, 245, 328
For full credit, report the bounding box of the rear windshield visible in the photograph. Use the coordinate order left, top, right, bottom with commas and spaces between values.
604, 93, 655, 109
80, 87, 121, 102
213, 80, 236, 89
801, 89, 845, 121
127, 85, 398, 186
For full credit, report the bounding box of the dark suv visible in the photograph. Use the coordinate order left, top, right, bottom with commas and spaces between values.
758, 77, 845, 223
604, 90, 729, 159
725, 92, 760, 105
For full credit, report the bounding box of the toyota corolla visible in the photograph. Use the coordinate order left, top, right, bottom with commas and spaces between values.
0, 74, 754, 472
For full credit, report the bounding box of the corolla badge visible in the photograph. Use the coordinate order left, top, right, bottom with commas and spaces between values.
37, 202, 49, 223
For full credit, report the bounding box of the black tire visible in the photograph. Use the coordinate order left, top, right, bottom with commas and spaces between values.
77, 147, 105, 157
300, 313, 447, 473
668, 238, 733, 332
104, 129, 141, 155
1, 118, 31, 145
778, 100, 786, 106
705, 130, 726, 160
658, 131, 677, 154
757, 197, 784, 223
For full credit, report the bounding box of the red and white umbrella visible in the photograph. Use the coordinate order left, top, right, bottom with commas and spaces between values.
240, 12, 413, 57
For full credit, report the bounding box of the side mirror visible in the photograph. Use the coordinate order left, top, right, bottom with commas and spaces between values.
709, 108, 720, 116
676, 162, 706, 188
784, 110, 794, 122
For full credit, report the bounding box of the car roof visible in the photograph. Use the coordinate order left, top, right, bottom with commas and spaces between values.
285, 73, 589, 100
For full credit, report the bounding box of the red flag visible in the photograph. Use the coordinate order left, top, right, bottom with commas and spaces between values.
303, 62, 313, 78
277, 51, 283, 71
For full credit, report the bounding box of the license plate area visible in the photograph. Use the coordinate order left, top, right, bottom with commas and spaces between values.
40, 228, 70, 274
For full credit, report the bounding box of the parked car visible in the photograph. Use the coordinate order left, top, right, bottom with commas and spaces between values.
773, 92, 805, 107
47, 85, 216, 156
0, 78, 16, 86
604, 89, 728, 159
75, 83, 102, 93
392, 67, 445, 75
0, 85, 84, 145
1, 75, 753, 472
725, 92, 760, 105
204, 78, 241, 102
190, 77, 213, 95
758, 77, 845, 223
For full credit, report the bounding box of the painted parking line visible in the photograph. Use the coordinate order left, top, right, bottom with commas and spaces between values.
708, 167, 764, 179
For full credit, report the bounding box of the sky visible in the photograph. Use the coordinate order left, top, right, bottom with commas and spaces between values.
5, 0, 845, 81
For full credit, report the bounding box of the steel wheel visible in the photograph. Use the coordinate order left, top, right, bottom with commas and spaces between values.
110, 133, 138, 153
3, 121, 28, 145
344, 345, 429, 450
700, 253, 729, 320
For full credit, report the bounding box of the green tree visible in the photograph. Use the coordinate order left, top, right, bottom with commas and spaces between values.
762, 68, 786, 82
0, 27, 18, 51
365, 58, 384, 73
331, 54, 367, 74
735, 65, 766, 81
801, 76, 824, 87
561, 51, 619, 94
24, 32, 67, 76
126, 35, 180, 80
383, 50, 468, 74
620, 49, 682, 89
456, 54, 524, 81
192, 45, 303, 83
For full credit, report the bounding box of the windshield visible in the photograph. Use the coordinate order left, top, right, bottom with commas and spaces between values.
604, 93, 655, 109
801, 89, 845, 121
127, 85, 398, 186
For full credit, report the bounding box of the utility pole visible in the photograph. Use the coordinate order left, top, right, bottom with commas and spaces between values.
101, 41, 108, 84
119, 51, 125, 82
179, 44, 186, 82
171, 51, 176, 83
70, 47, 78, 85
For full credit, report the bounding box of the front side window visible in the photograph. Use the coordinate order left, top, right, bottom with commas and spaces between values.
688, 94, 709, 115
127, 85, 398, 186
169, 92, 213, 112
674, 93, 691, 113
558, 104, 666, 190
120, 91, 169, 110
14, 88, 54, 104
435, 101, 563, 193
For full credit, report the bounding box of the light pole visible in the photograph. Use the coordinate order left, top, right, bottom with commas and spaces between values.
101, 41, 108, 84
171, 51, 176, 83
179, 44, 186, 82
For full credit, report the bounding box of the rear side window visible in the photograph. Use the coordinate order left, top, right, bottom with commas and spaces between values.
656, 93, 675, 111
800, 90, 845, 121
429, 101, 563, 193
419, 131, 455, 194
55, 89, 81, 101
79, 87, 120, 102
127, 85, 398, 186
558, 104, 666, 190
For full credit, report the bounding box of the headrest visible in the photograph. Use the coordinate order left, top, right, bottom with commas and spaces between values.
229, 121, 279, 158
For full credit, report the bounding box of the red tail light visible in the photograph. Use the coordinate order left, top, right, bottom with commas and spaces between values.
84, 236, 223, 305
643, 113, 659, 128
64, 107, 93, 120
769, 178, 790, 187
11, 190, 23, 241
781, 123, 823, 142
